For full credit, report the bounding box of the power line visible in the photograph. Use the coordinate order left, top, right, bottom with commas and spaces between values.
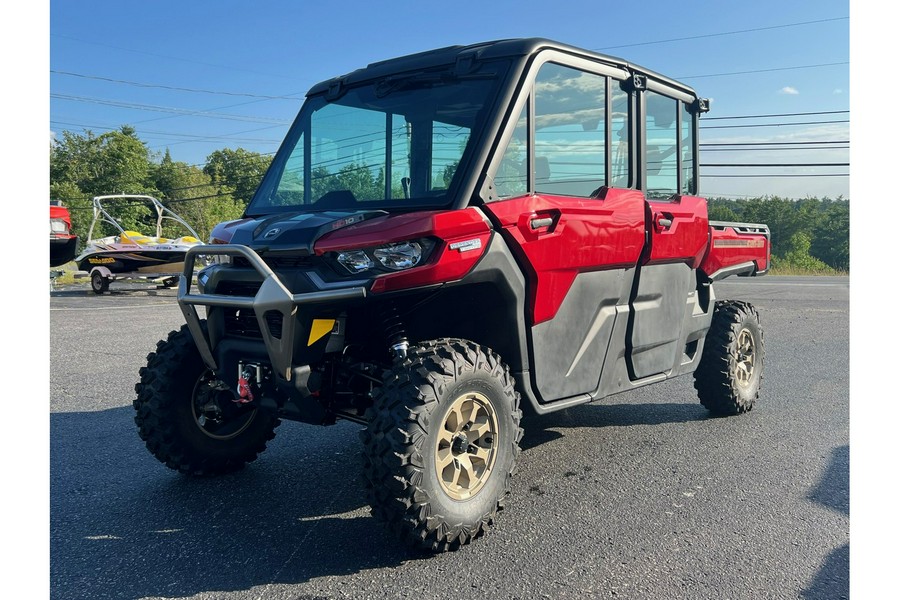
702, 173, 848, 177
594, 16, 848, 50
701, 119, 849, 130
703, 110, 848, 121
678, 61, 848, 80
51, 93, 291, 125
701, 163, 849, 167
701, 140, 849, 146
50, 70, 304, 100
701, 147, 848, 152
50, 120, 283, 144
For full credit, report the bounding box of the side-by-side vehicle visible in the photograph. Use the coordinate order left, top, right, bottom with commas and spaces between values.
134, 38, 769, 552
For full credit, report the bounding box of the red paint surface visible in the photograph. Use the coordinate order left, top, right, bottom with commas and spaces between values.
315, 209, 489, 253
483, 189, 646, 324
700, 225, 770, 276
317, 208, 493, 293
645, 195, 710, 268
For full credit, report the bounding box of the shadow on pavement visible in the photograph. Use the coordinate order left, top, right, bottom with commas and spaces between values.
51, 407, 422, 600
519, 401, 708, 451
801, 445, 849, 599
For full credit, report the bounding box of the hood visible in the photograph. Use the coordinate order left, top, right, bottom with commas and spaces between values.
211, 210, 388, 255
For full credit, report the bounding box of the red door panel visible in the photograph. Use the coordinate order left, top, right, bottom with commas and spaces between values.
645, 195, 709, 267
483, 188, 646, 324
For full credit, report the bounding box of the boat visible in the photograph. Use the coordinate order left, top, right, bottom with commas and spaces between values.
50, 200, 78, 268
74, 194, 205, 293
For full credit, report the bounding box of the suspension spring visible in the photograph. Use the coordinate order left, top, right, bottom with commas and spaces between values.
380, 302, 409, 360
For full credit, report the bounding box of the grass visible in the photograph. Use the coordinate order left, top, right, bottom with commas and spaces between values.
49, 263, 83, 285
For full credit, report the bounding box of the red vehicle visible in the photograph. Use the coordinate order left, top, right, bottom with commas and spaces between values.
50, 200, 78, 267
134, 39, 769, 552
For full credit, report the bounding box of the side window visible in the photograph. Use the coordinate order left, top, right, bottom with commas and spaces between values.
534, 64, 606, 197
644, 90, 678, 199
681, 102, 695, 195
494, 101, 528, 199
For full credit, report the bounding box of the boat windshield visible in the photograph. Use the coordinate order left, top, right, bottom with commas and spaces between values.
248, 60, 510, 215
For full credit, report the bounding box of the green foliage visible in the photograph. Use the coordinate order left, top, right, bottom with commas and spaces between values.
707, 195, 849, 273
203, 148, 272, 206
150, 150, 244, 241
310, 163, 385, 202
50, 128, 268, 245
774, 231, 833, 273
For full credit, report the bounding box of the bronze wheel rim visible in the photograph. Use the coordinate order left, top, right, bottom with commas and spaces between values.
735, 328, 756, 387
435, 391, 499, 501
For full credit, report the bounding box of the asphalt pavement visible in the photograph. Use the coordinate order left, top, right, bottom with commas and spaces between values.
47, 276, 849, 600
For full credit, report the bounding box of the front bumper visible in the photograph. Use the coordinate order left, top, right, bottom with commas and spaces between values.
178, 244, 367, 382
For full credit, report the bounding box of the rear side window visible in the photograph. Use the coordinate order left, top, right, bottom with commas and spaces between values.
644, 90, 678, 199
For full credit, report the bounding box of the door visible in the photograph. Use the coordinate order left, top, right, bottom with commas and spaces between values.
482, 62, 645, 402
626, 89, 709, 379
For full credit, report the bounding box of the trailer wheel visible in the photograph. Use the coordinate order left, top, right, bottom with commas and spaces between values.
694, 300, 764, 416
91, 271, 110, 294
360, 339, 523, 552
134, 322, 280, 475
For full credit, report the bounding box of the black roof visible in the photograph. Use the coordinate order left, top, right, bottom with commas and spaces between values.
307, 38, 698, 99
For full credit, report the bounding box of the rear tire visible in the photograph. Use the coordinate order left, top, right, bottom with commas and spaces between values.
360, 339, 522, 552
694, 300, 764, 415
134, 323, 280, 475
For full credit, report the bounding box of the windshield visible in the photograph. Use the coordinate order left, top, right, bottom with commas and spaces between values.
248, 61, 510, 215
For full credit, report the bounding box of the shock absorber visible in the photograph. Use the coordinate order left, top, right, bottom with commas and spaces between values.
380, 302, 409, 360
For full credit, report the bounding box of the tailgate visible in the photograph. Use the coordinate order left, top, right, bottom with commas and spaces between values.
700, 221, 770, 281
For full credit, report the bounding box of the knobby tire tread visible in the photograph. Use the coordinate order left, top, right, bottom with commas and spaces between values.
134, 323, 280, 476
360, 338, 523, 552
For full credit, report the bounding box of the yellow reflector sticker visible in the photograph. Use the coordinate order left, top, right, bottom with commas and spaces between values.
308, 319, 336, 346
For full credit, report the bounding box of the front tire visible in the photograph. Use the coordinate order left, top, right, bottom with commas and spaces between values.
694, 300, 764, 415
134, 323, 280, 475
361, 339, 522, 552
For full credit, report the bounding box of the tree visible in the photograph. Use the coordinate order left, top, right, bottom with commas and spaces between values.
203, 148, 272, 206
777, 231, 831, 273
810, 200, 850, 271
151, 150, 244, 241
50, 126, 155, 240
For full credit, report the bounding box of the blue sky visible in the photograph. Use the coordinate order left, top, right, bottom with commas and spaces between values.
47, 0, 850, 200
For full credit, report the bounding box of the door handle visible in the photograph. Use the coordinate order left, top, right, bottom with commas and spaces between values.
654, 213, 673, 231
530, 217, 554, 230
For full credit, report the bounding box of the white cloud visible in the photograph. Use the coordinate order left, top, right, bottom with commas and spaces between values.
833, 88, 844, 94
779, 86, 800, 95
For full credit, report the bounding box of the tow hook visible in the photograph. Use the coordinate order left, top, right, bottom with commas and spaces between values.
236, 362, 262, 404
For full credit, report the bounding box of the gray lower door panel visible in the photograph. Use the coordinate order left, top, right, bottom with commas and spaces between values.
530, 269, 632, 401
627, 262, 693, 379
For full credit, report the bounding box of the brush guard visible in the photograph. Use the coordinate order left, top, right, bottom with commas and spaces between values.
177, 245, 367, 384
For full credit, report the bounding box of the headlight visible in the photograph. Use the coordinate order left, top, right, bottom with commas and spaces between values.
337, 250, 375, 273
333, 238, 434, 275
374, 241, 424, 271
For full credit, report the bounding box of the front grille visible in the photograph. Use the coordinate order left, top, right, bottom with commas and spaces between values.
215, 280, 262, 297
224, 308, 262, 338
